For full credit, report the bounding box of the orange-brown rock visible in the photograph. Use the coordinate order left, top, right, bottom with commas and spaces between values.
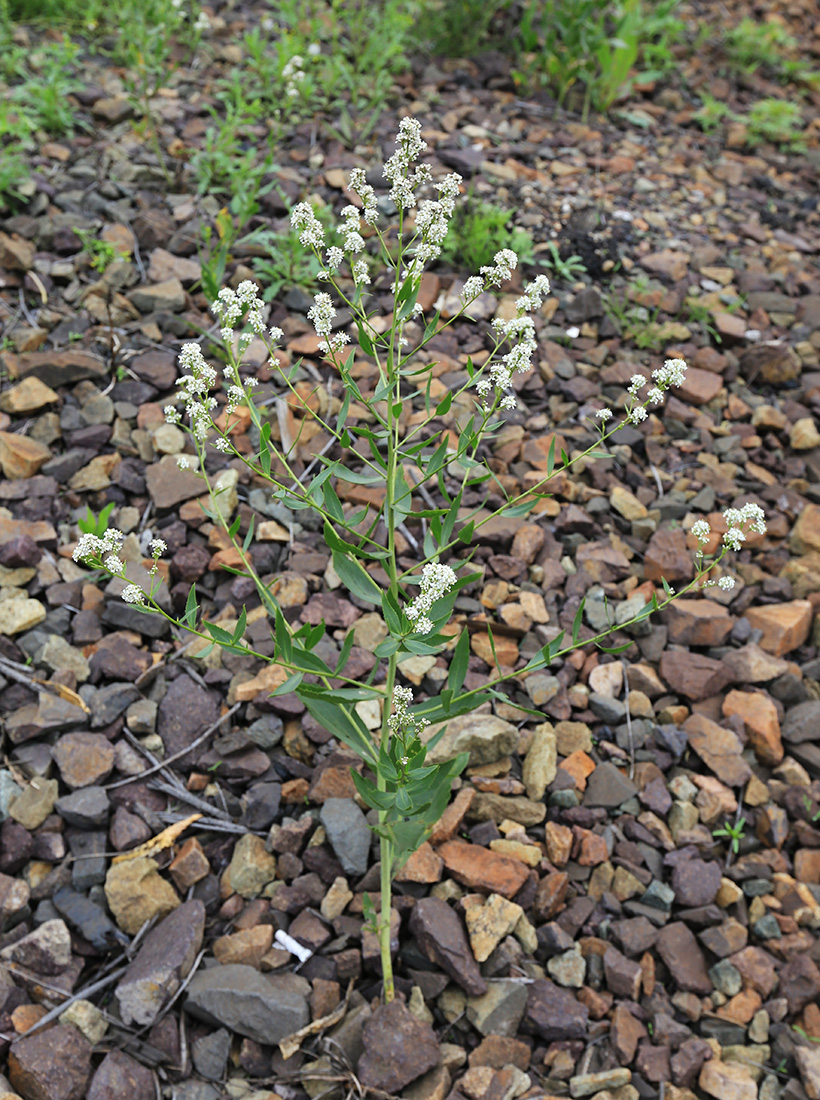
665, 599, 733, 646
470, 631, 519, 668
676, 367, 723, 405
684, 714, 752, 787
561, 750, 596, 792
795, 849, 820, 884
722, 689, 783, 765
545, 821, 573, 867
212, 925, 273, 968
792, 503, 820, 555
437, 840, 529, 899
395, 842, 443, 883
430, 787, 475, 844
746, 600, 812, 657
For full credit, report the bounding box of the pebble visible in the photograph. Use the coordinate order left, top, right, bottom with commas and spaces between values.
185, 965, 310, 1046
320, 798, 371, 876
104, 857, 180, 934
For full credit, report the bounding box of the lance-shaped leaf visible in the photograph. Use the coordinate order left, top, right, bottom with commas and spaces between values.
331, 550, 382, 604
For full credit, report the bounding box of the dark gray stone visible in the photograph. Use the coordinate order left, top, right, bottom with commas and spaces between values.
526, 979, 589, 1041
185, 965, 310, 1045
53, 886, 127, 951
409, 896, 486, 996
583, 762, 638, 808
56, 786, 110, 828
192, 1028, 231, 1081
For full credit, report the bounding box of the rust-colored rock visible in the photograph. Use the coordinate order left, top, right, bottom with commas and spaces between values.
437, 840, 529, 899
9, 1024, 92, 1100
721, 689, 783, 765
683, 714, 752, 787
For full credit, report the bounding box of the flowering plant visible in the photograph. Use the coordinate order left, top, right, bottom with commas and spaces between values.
73, 118, 766, 1001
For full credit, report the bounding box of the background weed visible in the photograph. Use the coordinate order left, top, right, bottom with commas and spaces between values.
438, 197, 534, 273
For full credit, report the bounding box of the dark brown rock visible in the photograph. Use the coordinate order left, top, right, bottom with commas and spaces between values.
87, 1051, 155, 1100
660, 652, 733, 702
9, 1023, 93, 1100
357, 1000, 440, 1093
526, 979, 589, 1041
157, 674, 219, 763
777, 954, 820, 1015
671, 858, 722, 908
409, 896, 486, 996
656, 923, 712, 994
603, 946, 642, 999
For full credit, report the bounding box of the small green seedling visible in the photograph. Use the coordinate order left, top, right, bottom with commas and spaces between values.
712, 816, 746, 855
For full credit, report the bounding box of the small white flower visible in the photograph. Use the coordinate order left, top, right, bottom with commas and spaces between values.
269, 326, 284, 342
628, 374, 646, 395
177, 456, 190, 470
150, 539, 166, 557
627, 406, 648, 424
717, 576, 736, 590
213, 436, 231, 452
307, 292, 336, 338
723, 527, 746, 551
690, 519, 711, 544
500, 394, 516, 410
104, 555, 124, 573
291, 202, 325, 249
653, 357, 687, 389
122, 584, 145, 605
596, 408, 613, 421
405, 561, 457, 634
647, 388, 665, 405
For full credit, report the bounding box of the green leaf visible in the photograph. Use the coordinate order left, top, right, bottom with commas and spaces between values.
183, 584, 198, 628
458, 521, 475, 544
381, 590, 403, 635
435, 392, 452, 416
332, 550, 382, 604
242, 515, 255, 553
373, 637, 400, 658
546, 434, 556, 477
299, 691, 376, 765
505, 498, 538, 518
351, 769, 394, 812
448, 628, 469, 693
357, 321, 375, 357
572, 598, 586, 645
232, 606, 247, 645
596, 640, 634, 655
274, 606, 293, 663
269, 670, 304, 696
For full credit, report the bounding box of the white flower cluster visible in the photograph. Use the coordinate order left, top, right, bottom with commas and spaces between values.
347, 167, 379, 225
405, 561, 457, 634
689, 503, 767, 591
475, 312, 538, 413
620, 358, 689, 425
282, 55, 305, 98
73, 528, 124, 567
308, 292, 336, 338
166, 343, 218, 440
291, 202, 325, 249
212, 281, 266, 344
403, 172, 462, 280
383, 117, 431, 211
122, 584, 145, 605
388, 684, 427, 739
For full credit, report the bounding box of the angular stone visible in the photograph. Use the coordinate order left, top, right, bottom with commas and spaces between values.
213, 925, 273, 968
0, 918, 71, 975
145, 455, 205, 510
87, 1051, 155, 1100
684, 714, 752, 787
2, 349, 107, 387
699, 1059, 756, 1100
357, 1000, 440, 1093
464, 894, 523, 963
0, 377, 59, 414
526, 979, 589, 1041
466, 980, 528, 1039
228, 834, 277, 899
157, 674, 219, 763
656, 922, 712, 993
129, 278, 186, 313
437, 840, 529, 899
104, 857, 180, 935
783, 701, 820, 744
660, 650, 733, 701
666, 599, 732, 646
583, 762, 637, 808
721, 690, 783, 765
409, 896, 486, 996
0, 431, 51, 479
721, 644, 789, 683
116, 900, 205, 1025
320, 798, 371, 877
641, 249, 690, 281
746, 600, 812, 656
795, 1045, 820, 1100
0, 596, 46, 635
185, 965, 310, 1045
611, 1002, 648, 1063
522, 722, 556, 799
645, 528, 694, 584
603, 947, 642, 999
739, 341, 801, 385
423, 714, 518, 766
672, 858, 722, 907
52, 733, 115, 788
570, 1069, 632, 1097
9, 1025, 92, 1100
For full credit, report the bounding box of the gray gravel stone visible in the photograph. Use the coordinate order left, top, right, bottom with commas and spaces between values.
185, 964, 310, 1045
320, 798, 371, 876
55, 786, 110, 828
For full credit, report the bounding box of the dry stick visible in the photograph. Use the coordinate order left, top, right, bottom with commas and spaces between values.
621, 657, 636, 780
7, 963, 129, 1044
106, 703, 240, 790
